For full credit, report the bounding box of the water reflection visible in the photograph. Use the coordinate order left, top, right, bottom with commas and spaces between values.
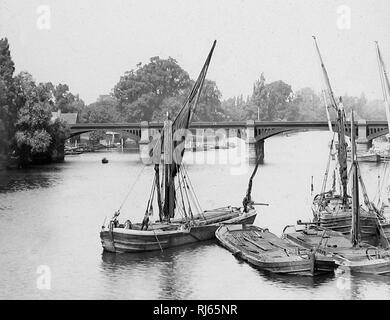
0, 168, 62, 193
256, 270, 335, 289
100, 241, 217, 299
2, 133, 390, 299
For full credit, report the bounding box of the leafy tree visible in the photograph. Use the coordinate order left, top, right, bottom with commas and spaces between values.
153, 96, 185, 121
113, 56, 191, 121
49, 83, 85, 113
0, 38, 16, 159
13, 72, 53, 165
193, 80, 227, 121
245, 73, 267, 120
11, 72, 70, 166
80, 95, 120, 123
290, 87, 325, 121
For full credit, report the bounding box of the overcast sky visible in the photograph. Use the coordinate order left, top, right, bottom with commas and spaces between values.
1, 0, 390, 104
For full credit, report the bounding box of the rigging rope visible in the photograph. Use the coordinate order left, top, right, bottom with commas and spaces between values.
181, 163, 204, 216
320, 132, 336, 195
117, 165, 147, 213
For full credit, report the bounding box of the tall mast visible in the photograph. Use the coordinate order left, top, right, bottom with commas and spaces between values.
375, 42, 390, 133
155, 41, 217, 221
313, 36, 338, 111
162, 118, 175, 220
337, 98, 349, 205
313, 36, 348, 204
351, 110, 361, 246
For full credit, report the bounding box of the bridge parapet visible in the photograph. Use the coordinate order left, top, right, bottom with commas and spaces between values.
67, 119, 388, 163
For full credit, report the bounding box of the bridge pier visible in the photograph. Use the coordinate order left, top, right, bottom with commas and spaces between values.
356, 120, 373, 153
139, 121, 151, 164
246, 120, 264, 164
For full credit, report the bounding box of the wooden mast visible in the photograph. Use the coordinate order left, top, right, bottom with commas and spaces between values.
162, 117, 175, 221
313, 36, 348, 206
375, 41, 390, 131
336, 98, 349, 206
350, 110, 361, 246
156, 41, 217, 222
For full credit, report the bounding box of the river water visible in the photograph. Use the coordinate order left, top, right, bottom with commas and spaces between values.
1, 131, 390, 300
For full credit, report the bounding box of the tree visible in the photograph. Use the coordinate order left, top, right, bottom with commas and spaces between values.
12, 72, 70, 166
113, 56, 191, 121
80, 95, 120, 123
49, 83, 85, 113
221, 97, 246, 120
13, 72, 52, 165
193, 80, 226, 121
0, 38, 16, 159
292, 87, 325, 121
246, 73, 267, 120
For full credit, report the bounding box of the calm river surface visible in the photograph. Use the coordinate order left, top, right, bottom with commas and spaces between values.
1, 131, 390, 299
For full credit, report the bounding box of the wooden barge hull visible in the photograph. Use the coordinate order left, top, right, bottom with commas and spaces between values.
284, 228, 390, 274
337, 259, 390, 275
317, 213, 382, 245
315, 209, 390, 246
216, 225, 315, 275
283, 232, 337, 272
100, 209, 257, 253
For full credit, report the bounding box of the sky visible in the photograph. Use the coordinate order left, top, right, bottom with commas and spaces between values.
1, 0, 390, 104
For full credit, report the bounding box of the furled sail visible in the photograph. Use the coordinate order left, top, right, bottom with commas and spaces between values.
151, 40, 217, 221
336, 98, 348, 205
350, 110, 360, 246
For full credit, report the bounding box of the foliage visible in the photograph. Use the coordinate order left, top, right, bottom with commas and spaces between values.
0, 38, 16, 157
80, 95, 120, 123
113, 56, 191, 121
193, 79, 228, 121
13, 72, 53, 165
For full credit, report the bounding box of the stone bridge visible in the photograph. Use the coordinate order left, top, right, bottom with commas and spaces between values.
68, 120, 388, 163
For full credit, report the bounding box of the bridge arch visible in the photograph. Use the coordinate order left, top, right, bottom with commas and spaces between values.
68, 128, 142, 143
366, 127, 388, 141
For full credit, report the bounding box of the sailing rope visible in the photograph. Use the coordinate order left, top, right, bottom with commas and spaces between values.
151, 226, 164, 253
177, 169, 189, 221
320, 132, 336, 195
181, 164, 204, 217
117, 165, 146, 213
145, 175, 164, 253
180, 169, 195, 221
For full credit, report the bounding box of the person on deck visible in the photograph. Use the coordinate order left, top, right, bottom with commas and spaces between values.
141, 214, 149, 231
141, 206, 153, 231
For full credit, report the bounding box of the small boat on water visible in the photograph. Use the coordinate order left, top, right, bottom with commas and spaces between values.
100, 41, 257, 253
216, 224, 317, 275
102, 157, 108, 164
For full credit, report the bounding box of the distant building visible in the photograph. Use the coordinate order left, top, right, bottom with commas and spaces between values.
51, 110, 79, 146
51, 110, 79, 124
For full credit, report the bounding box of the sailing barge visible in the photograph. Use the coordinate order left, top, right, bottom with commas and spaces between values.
100, 41, 257, 253
285, 110, 390, 275
310, 36, 390, 246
